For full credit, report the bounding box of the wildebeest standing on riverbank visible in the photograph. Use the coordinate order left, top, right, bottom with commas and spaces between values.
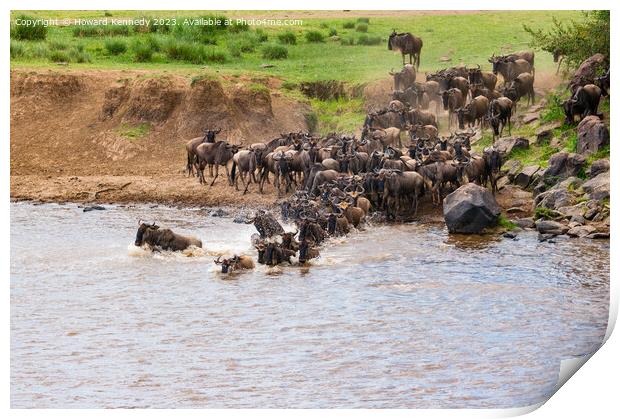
388, 30, 423, 70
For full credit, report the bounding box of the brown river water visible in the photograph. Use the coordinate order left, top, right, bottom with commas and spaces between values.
10, 202, 609, 408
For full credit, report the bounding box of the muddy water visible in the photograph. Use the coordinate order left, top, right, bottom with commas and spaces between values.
10, 202, 609, 408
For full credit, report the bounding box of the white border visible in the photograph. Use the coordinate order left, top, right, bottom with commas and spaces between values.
4, 1, 617, 417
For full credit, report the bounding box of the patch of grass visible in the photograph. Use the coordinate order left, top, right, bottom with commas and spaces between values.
355, 23, 369, 33
540, 91, 568, 123
190, 72, 218, 86
304, 112, 319, 134
163, 39, 206, 63
10, 40, 26, 59
357, 34, 382, 46
132, 42, 154, 62
310, 97, 366, 134
281, 80, 297, 90
73, 24, 131, 37
277, 31, 297, 45
68, 47, 92, 63
305, 30, 325, 43
328, 27, 338, 37
249, 83, 269, 94
104, 38, 127, 55
229, 21, 250, 33
261, 44, 288, 60
497, 214, 517, 230
357, 17, 370, 24
586, 145, 610, 165
564, 131, 578, 153
11, 14, 48, 40
534, 206, 560, 220
340, 36, 356, 46
254, 29, 268, 43
342, 21, 355, 29
28, 43, 50, 59
49, 50, 70, 63
118, 122, 151, 140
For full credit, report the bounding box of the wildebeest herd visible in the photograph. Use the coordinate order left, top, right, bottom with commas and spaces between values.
137, 30, 608, 274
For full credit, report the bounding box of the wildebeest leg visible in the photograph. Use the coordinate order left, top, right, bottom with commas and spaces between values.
210, 165, 219, 187
225, 162, 233, 186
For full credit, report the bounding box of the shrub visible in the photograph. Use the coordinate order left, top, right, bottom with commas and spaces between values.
319, 22, 329, 28
28, 43, 50, 59
262, 44, 288, 59
145, 35, 163, 52
305, 30, 325, 43
203, 47, 228, 63
229, 21, 250, 33
328, 27, 338, 37
49, 50, 70, 63
132, 42, 154, 62
227, 42, 242, 58
48, 40, 70, 50
357, 17, 370, 24
11, 14, 47, 40
355, 23, 368, 33
164, 39, 206, 64
69, 48, 92, 63
340, 36, 355, 46
343, 21, 355, 29
73, 24, 130, 37
277, 31, 297, 45
357, 34, 381, 45
10, 40, 26, 59
255, 29, 268, 42
105, 39, 127, 55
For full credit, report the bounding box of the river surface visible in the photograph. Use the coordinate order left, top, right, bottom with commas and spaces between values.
10, 202, 609, 408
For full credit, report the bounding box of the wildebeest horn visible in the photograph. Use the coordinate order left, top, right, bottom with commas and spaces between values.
214, 256, 222, 264
356, 185, 365, 194
476, 64, 480, 70
138, 219, 143, 225
389, 68, 395, 75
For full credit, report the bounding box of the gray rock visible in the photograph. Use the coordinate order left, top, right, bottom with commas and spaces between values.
570, 214, 586, 225
567, 225, 596, 238
545, 152, 587, 180
210, 208, 229, 217
503, 232, 518, 239
496, 176, 510, 190
535, 122, 561, 145
502, 159, 523, 181
443, 183, 501, 234
535, 219, 569, 235
553, 176, 584, 192
586, 232, 610, 239
577, 115, 609, 154
522, 112, 539, 124
556, 204, 585, 219
582, 171, 610, 201
513, 165, 541, 189
535, 188, 575, 210
494, 137, 529, 158
83, 205, 106, 212
514, 217, 535, 229
589, 159, 610, 178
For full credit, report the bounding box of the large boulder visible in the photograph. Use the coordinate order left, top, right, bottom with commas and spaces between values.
535, 219, 569, 235
513, 165, 541, 189
582, 171, 610, 201
545, 152, 587, 180
501, 159, 523, 181
535, 187, 575, 210
577, 116, 609, 154
535, 122, 561, 145
443, 183, 501, 234
567, 225, 597, 238
589, 159, 610, 178
494, 137, 529, 158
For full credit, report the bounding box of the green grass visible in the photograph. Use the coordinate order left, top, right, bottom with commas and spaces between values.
11, 10, 582, 83
117, 122, 151, 140
497, 214, 517, 230
309, 97, 366, 135
262, 44, 288, 60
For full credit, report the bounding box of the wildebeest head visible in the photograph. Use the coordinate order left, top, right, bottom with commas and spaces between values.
488, 54, 501, 75
468, 64, 482, 84
203, 128, 222, 143
135, 221, 159, 246
387, 30, 398, 50
456, 107, 467, 130
214, 255, 232, 273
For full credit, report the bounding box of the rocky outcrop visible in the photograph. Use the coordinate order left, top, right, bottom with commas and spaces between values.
513, 165, 541, 189
544, 152, 586, 180
577, 115, 609, 154
589, 159, 610, 178
443, 184, 501, 234
535, 219, 569, 235
582, 171, 610, 201
494, 137, 529, 158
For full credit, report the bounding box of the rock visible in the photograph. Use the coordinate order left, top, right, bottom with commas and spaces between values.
554, 176, 584, 192
587, 232, 610, 239
494, 137, 529, 158
506, 207, 526, 214
260, 63, 275, 68
443, 183, 501, 234
584, 207, 599, 220
503, 232, 518, 239
570, 214, 586, 225
535, 122, 561, 144
514, 217, 535, 229
538, 233, 557, 242
83, 205, 106, 212
210, 208, 229, 217
496, 176, 510, 190
535, 219, 569, 235
567, 225, 596, 238
535, 188, 575, 210
577, 115, 609, 154
522, 112, 539, 124
439, 56, 452, 62
556, 205, 584, 219
544, 152, 586, 181
513, 165, 541, 188
589, 159, 610, 178
582, 171, 610, 201
501, 159, 523, 180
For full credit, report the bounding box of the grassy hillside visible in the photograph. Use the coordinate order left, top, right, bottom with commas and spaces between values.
11, 10, 582, 83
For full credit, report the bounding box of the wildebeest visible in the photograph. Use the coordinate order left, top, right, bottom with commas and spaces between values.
596, 69, 610, 97
468, 65, 498, 90
134, 221, 202, 251
231, 149, 257, 194
310, 169, 341, 196
483, 147, 502, 195
502, 72, 535, 106
249, 210, 285, 239
405, 108, 438, 128
441, 88, 465, 129
185, 128, 221, 176
379, 169, 425, 218
456, 95, 489, 130
470, 83, 502, 101
416, 161, 460, 206
388, 30, 423, 69
389, 64, 416, 91
195, 140, 238, 186
489, 55, 532, 84
563, 84, 602, 124
298, 240, 320, 264
214, 255, 255, 273
486, 97, 514, 139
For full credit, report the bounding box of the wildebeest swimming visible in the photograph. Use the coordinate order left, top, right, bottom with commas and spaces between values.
134, 221, 202, 251
214, 255, 255, 273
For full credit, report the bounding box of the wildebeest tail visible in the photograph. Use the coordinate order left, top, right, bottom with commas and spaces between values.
230, 161, 237, 183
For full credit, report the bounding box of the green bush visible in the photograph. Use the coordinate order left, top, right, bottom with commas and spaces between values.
305, 30, 325, 43
262, 44, 288, 59
277, 31, 297, 45
69, 47, 92, 63
11, 14, 48, 40
340, 36, 355, 46
328, 27, 338, 36
28, 43, 50, 59
229, 21, 250, 33
48, 40, 70, 50
145, 35, 163, 52
49, 50, 70, 63
343, 21, 355, 29
319, 22, 329, 29
132, 42, 154, 62
357, 17, 370, 24
227, 42, 242, 58
255, 29, 268, 42
355, 23, 368, 33
204, 47, 228, 63
73, 24, 131, 37
10, 40, 26, 59
357, 34, 381, 45
105, 39, 127, 55
164, 39, 206, 63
